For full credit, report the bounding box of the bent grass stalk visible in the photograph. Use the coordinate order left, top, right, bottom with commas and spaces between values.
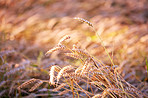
74, 17, 114, 66
92, 28, 115, 66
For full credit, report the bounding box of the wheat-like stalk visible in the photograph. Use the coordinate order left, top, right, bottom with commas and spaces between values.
75, 17, 114, 66
29, 80, 43, 92
89, 68, 104, 75
17, 78, 37, 90
45, 45, 66, 55
62, 73, 87, 81
58, 35, 71, 46
57, 65, 73, 83
81, 58, 91, 75
50, 65, 61, 85
63, 73, 82, 78
64, 53, 83, 60
73, 49, 90, 57
74, 58, 91, 75
74, 17, 93, 27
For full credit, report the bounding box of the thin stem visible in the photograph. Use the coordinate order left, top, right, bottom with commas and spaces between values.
92, 27, 114, 66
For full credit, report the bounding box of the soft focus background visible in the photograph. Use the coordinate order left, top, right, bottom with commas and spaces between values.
0, 0, 148, 97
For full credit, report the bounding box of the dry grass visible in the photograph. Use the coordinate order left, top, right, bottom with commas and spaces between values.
18, 31, 146, 97
0, 0, 148, 97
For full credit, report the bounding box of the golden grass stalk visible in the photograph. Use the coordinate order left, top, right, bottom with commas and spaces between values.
50, 65, 61, 85
62, 73, 87, 84
58, 35, 71, 46
73, 49, 90, 57
74, 17, 114, 66
45, 45, 65, 55
57, 65, 73, 83
81, 58, 91, 75
63, 73, 82, 78
64, 53, 83, 60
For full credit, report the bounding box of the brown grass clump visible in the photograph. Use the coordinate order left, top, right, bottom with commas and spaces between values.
18, 29, 145, 97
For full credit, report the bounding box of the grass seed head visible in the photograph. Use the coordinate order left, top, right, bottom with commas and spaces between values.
50, 65, 61, 85
65, 53, 83, 60
74, 17, 93, 27
58, 35, 71, 46
73, 49, 90, 57
57, 65, 73, 83
45, 45, 66, 55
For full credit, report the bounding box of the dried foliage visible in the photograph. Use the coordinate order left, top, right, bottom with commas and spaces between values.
0, 0, 148, 97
